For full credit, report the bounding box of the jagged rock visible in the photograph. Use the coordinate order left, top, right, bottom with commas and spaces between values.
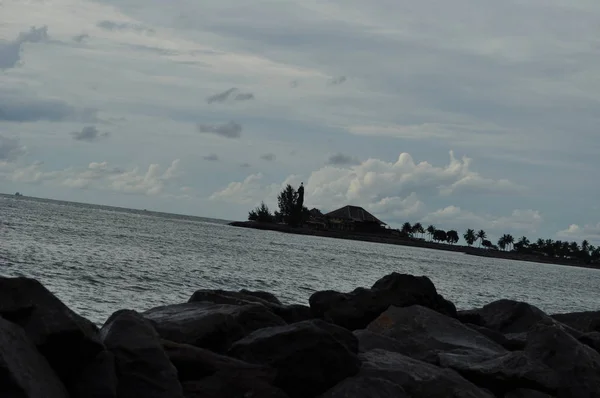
438, 351, 559, 396
143, 302, 285, 352
0, 277, 103, 383
354, 328, 432, 358
504, 388, 555, 398
320, 375, 409, 398
366, 305, 506, 364
359, 349, 494, 398
69, 350, 118, 398
100, 310, 183, 398
0, 317, 69, 398
228, 320, 361, 398
466, 324, 527, 351
525, 321, 600, 398
309, 272, 456, 330
579, 331, 600, 353
552, 310, 600, 333
182, 378, 289, 398
188, 289, 312, 324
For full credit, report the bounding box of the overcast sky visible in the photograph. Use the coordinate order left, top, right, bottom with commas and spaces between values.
1, 0, 599, 244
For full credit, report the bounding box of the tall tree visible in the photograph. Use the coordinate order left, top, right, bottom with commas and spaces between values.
505, 234, 514, 251
427, 225, 436, 241
433, 229, 447, 243
402, 222, 413, 236
248, 202, 274, 223
498, 235, 507, 251
412, 222, 425, 239
477, 230, 487, 248
277, 183, 307, 226
463, 229, 476, 246
446, 230, 459, 245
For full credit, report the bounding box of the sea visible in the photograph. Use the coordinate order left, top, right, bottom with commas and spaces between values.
1, 194, 599, 325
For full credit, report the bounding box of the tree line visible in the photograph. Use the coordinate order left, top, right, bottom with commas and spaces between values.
248, 183, 309, 227
401, 222, 600, 264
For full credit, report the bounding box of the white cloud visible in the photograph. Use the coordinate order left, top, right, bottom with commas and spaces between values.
0, 135, 26, 161
0, 26, 48, 69
557, 223, 600, 242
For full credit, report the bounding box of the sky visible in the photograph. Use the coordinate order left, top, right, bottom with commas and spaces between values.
1, 0, 599, 245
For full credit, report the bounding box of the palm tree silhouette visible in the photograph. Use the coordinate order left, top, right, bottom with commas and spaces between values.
463, 229, 476, 246
505, 234, 514, 251
476, 230, 487, 248
427, 225, 436, 241
412, 222, 425, 239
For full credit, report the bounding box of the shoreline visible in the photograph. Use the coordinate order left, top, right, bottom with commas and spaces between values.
229, 221, 600, 270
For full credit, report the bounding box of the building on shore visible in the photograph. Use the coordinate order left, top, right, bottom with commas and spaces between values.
323, 205, 387, 233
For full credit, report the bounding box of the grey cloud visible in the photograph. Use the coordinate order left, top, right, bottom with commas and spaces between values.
73, 34, 89, 43
327, 153, 360, 166
290, 80, 299, 88
197, 121, 242, 138
0, 135, 26, 161
97, 20, 154, 34
0, 26, 49, 69
71, 126, 109, 142
240, 163, 251, 168
329, 76, 347, 86
260, 153, 276, 161
203, 153, 219, 161
0, 92, 98, 123
206, 88, 255, 104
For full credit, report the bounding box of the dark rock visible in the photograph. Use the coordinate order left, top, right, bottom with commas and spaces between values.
438, 351, 559, 396
188, 289, 312, 324
239, 289, 282, 305
309, 272, 456, 330
320, 375, 409, 398
359, 349, 494, 398
354, 328, 427, 356
182, 377, 289, 398
0, 277, 103, 383
466, 324, 526, 351
579, 331, 600, 353
69, 350, 118, 398
228, 320, 361, 398
525, 321, 600, 398
310, 318, 359, 354
0, 317, 69, 398
101, 310, 183, 398
143, 302, 285, 352
366, 305, 506, 364
504, 388, 555, 398
551, 310, 600, 333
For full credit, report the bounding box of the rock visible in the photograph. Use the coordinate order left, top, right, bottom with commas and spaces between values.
143, 302, 286, 352
100, 310, 183, 398
466, 324, 526, 351
359, 349, 494, 398
366, 305, 506, 364
309, 272, 456, 330
320, 375, 409, 398
69, 350, 118, 398
310, 318, 359, 353
182, 377, 289, 398
228, 320, 361, 398
504, 388, 556, 398
438, 351, 559, 396
579, 331, 600, 353
188, 289, 312, 324
525, 321, 600, 398
0, 317, 69, 398
0, 277, 103, 383
354, 328, 429, 357
552, 310, 600, 333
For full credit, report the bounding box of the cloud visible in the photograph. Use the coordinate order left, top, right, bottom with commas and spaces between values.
557, 223, 600, 242
206, 88, 255, 104
210, 173, 301, 206
1, 159, 182, 196
326, 153, 360, 166
329, 76, 347, 86
240, 163, 251, 168
203, 153, 219, 161
197, 121, 242, 138
0, 92, 97, 122
97, 20, 154, 34
260, 153, 276, 161
0, 26, 48, 69
73, 34, 90, 43
71, 126, 109, 142
0, 135, 26, 162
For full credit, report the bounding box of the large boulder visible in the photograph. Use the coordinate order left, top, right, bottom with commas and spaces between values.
228, 320, 361, 398
0, 317, 69, 398
465, 324, 527, 351
551, 310, 600, 333
0, 277, 103, 383
366, 305, 506, 364
162, 340, 287, 397
188, 289, 312, 324
320, 375, 409, 398
359, 349, 494, 398
525, 321, 600, 398
438, 351, 559, 396
69, 350, 118, 398
504, 389, 555, 398
309, 272, 456, 330
100, 310, 183, 398
143, 302, 286, 352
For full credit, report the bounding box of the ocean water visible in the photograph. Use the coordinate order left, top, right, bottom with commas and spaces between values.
1, 194, 600, 325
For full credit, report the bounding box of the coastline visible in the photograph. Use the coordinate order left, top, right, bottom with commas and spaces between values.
229, 221, 600, 270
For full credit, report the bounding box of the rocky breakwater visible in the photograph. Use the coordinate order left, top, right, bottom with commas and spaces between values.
1, 273, 600, 398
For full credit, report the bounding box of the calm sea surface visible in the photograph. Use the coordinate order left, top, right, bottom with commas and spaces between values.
1, 195, 599, 324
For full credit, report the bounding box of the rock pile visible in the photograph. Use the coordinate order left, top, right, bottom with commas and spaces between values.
1, 272, 599, 397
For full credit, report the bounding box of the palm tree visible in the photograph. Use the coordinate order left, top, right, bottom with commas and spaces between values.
505, 234, 514, 251
401, 222, 413, 236
412, 222, 425, 239
427, 225, 436, 241
463, 229, 476, 246
514, 236, 530, 253
582, 240, 590, 254
476, 230, 487, 248
446, 230, 459, 245
498, 235, 507, 251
